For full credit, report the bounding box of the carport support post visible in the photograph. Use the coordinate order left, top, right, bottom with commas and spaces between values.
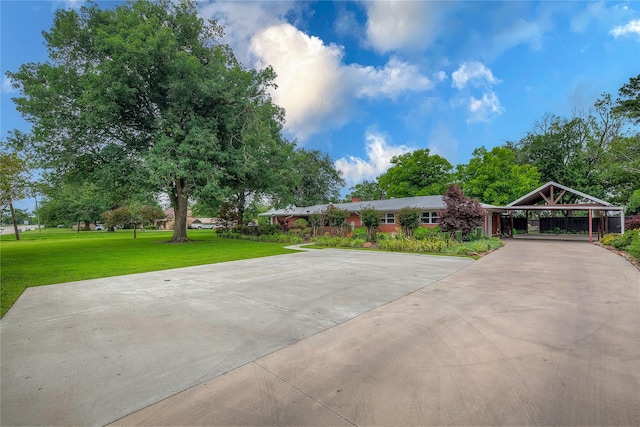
588, 209, 593, 243
510, 210, 514, 237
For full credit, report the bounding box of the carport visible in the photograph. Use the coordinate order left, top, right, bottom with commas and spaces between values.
498, 182, 625, 243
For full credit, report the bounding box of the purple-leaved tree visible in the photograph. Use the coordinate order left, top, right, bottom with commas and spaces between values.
439, 184, 485, 237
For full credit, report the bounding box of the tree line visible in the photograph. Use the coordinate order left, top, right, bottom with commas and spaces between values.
347, 76, 640, 214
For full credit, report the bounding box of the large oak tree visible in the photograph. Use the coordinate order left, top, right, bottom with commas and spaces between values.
8, 0, 286, 242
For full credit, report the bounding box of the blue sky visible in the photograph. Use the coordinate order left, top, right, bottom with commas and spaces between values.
2, 1, 640, 201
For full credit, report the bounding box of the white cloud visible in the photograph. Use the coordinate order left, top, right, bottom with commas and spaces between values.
251, 24, 434, 141
364, 1, 452, 52
451, 61, 500, 90
467, 91, 504, 123
610, 19, 640, 38
354, 57, 434, 100
335, 128, 415, 187
451, 62, 504, 123
434, 71, 447, 82
199, 2, 295, 64
570, 2, 635, 34
250, 24, 352, 141
201, 3, 436, 141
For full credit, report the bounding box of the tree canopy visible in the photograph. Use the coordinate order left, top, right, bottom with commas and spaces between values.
8, 0, 290, 242
345, 179, 384, 201
378, 149, 452, 198
613, 73, 640, 124
457, 146, 540, 206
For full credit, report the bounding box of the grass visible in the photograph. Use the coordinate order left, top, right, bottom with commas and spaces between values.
0, 229, 296, 317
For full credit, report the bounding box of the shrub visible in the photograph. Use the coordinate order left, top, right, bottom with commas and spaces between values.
351, 227, 368, 240
292, 218, 309, 228
625, 215, 640, 230
444, 239, 503, 255
618, 230, 639, 248
350, 238, 366, 247
627, 239, 640, 260
289, 227, 312, 238
234, 225, 256, 236
600, 234, 618, 247
375, 232, 393, 242
414, 226, 441, 240
257, 224, 281, 236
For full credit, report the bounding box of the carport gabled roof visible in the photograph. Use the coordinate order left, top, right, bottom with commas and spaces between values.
506, 181, 612, 208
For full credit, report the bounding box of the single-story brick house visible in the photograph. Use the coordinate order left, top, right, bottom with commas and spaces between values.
259, 182, 625, 239
260, 195, 502, 235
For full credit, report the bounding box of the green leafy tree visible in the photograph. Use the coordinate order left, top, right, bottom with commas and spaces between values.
346, 179, 384, 201
0, 139, 31, 240
398, 206, 422, 238
38, 181, 110, 230
359, 206, 381, 241
601, 77, 640, 205
308, 212, 325, 237
612, 74, 640, 124
439, 185, 484, 237
8, 0, 284, 243
456, 146, 540, 206
102, 206, 132, 231
284, 149, 345, 207
378, 149, 452, 198
627, 189, 640, 215
515, 101, 625, 201
325, 204, 349, 236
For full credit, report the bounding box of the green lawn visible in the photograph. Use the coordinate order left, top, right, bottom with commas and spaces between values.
0, 229, 296, 317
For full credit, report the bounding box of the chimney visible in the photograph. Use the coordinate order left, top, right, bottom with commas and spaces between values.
351, 197, 361, 202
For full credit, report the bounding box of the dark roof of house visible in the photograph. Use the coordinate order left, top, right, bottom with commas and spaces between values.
260, 195, 499, 217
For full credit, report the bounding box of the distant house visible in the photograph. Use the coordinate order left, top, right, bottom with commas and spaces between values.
157, 208, 221, 230
259, 182, 625, 240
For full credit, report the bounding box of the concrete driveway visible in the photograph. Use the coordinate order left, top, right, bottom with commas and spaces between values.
2, 241, 639, 426
1, 248, 472, 426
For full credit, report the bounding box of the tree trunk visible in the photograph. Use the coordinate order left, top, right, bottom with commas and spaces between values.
9, 200, 20, 241
169, 178, 190, 243
236, 191, 246, 224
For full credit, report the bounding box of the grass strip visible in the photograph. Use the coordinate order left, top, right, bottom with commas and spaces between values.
0, 229, 296, 317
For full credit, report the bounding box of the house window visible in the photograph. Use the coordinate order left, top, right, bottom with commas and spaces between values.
380, 213, 395, 224
421, 211, 439, 224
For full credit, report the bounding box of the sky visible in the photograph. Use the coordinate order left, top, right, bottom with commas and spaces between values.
2, 0, 640, 210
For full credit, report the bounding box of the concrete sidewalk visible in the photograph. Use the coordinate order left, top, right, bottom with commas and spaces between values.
112, 240, 640, 426
1, 249, 472, 426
